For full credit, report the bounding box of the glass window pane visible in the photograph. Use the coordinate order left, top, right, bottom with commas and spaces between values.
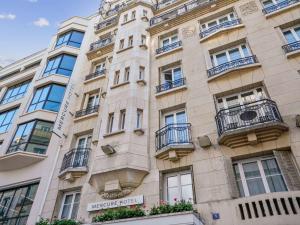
168, 187, 179, 204
246, 178, 266, 196
216, 52, 228, 65
229, 48, 241, 60
167, 176, 178, 188
295, 27, 300, 38
173, 68, 182, 81
283, 31, 297, 43
181, 185, 193, 202
180, 173, 192, 185
243, 162, 261, 178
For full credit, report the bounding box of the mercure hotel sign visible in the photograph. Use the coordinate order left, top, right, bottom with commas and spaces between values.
87, 195, 144, 212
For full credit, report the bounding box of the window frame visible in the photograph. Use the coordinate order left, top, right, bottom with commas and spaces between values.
0, 107, 18, 134
119, 109, 126, 130
160, 34, 178, 47
114, 70, 120, 85
136, 109, 143, 129
163, 109, 187, 126
119, 39, 125, 49
43, 54, 77, 77
161, 66, 182, 84
58, 191, 81, 220
282, 25, 300, 43
128, 36, 133, 47
55, 30, 84, 49
124, 67, 130, 82
201, 12, 236, 30
139, 66, 145, 80
95, 62, 106, 73
107, 113, 114, 134
0, 80, 31, 105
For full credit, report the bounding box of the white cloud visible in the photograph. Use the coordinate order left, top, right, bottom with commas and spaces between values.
33, 17, 50, 27
0, 13, 16, 20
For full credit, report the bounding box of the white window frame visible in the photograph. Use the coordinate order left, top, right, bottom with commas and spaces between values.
131, 10, 136, 20
107, 113, 114, 133
123, 14, 128, 23
233, 156, 288, 197
163, 109, 187, 126
136, 109, 143, 129
124, 67, 130, 82
76, 134, 92, 149
128, 36, 133, 47
139, 66, 145, 80
161, 34, 178, 47
86, 94, 99, 108
211, 44, 251, 67
141, 35, 146, 45
201, 12, 236, 30
59, 191, 81, 220
95, 62, 106, 73
114, 71, 120, 85
261, 0, 281, 7
161, 66, 182, 84
119, 109, 126, 130
163, 170, 194, 204
282, 25, 300, 43
119, 39, 124, 49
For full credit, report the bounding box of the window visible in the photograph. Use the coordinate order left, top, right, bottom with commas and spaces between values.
119, 110, 126, 130
211, 44, 251, 67
59, 192, 81, 220
282, 25, 300, 43
136, 109, 143, 129
141, 35, 146, 45
7, 120, 53, 154
43, 54, 77, 77
76, 135, 92, 149
123, 14, 128, 23
124, 67, 130, 82
131, 10, 136, 20
233, 156, 288, 197
261, 0, 286, 8
28, 84, 66, 113
128, 36, 133, 47
0, 108, 18, 133
55, 30, 84, 48
0, 80, 31, 105
95, 62, 106, 73
114, 71, 120, 85
161, 34, 178, 47
201, 12, 236, 30
107, 113, 114, 133
164, 170, 194, 205
119, 39, 124, 49
142, 10, 148, 17
0, 183, 39, 225
86, 94, 99, 109
139, 66, 145, 80
161, 67, 182, 84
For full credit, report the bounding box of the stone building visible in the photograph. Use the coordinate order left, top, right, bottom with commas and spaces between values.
0, 0, 300, 224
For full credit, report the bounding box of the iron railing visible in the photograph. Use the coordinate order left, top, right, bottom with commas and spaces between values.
156, 0, 178, 10
75, 105, 99, 118
85, 69, 106, 81
156, 41, 182, 55
215, 99, 283, 136
95, 17, 118, 31
282, 41, 300, 53
199, 19, 242, 38
262, 0, 299, 14
156, 78, 186, 93
60, 148, 90, 172
207, 55, 258, 78
89, 37, 114, 51
150, 0, 215, 26
155, 123, 192, 151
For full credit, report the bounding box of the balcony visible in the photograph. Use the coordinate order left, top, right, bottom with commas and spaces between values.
87, 37, 114, 60
199, 19, 243, 42
75, 105, 99, 119
95, 17, 118, 34
262, 0, 300, 16
282, 41, 300, 58
156, 78, 186, 96
207, 55, 260, 81
216, 99, 289, 148
85, 69, 106, 81
156, 41, 182, 57
155, 123, 194, 161
59, 148, 90, 181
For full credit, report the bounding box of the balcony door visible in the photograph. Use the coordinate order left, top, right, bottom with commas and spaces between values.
164, 110, 188, 144
282, 25, 300, 44
87, 94, 99, 109
161, 34, 178, 47
162, 67, 182, 89
95, 62, 105, 73
74, 135, 91, 167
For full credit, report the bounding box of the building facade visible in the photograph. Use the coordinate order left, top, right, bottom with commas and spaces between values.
0, 0, 300, 225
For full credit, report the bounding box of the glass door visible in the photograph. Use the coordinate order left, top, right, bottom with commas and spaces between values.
164, 111, 187, 144
74, 135, 91, 167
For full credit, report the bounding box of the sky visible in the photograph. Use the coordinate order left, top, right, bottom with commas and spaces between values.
0, 0, 100, 67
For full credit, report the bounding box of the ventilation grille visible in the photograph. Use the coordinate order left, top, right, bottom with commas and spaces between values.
238, 195, 300, 220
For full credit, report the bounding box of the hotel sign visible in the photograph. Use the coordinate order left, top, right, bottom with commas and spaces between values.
87, 195, 144, 212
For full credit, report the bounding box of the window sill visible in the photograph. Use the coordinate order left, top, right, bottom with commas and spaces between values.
20, 109, 58, 121
136, 79, 147, 86
139, 44, 148, 50
110, 81, 130, 89
133, 128, 145, 136
155, 85, 187, 98
121, 18, 136, 26
84, 74, 106, 84
264, 2, 300, 18
103, 129, 125, 138
116, 46, 134, 54
285, 49, 300, 58
0, 99, 22, 111
199, 24, 245, 43
73, 112, 99, 122
35, 74, 70, 87
155, 46, 183, 59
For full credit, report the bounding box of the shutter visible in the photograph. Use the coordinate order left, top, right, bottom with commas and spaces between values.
274, 150, 300, 191
224, 156, 240, 199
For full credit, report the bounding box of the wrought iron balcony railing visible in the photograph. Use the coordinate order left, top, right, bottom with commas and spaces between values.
156, 41, 182, 55
155, 123, 192, 151
60, 148, 90, 172
89, 37, 114, 52
156, 0, 178, 10
95, 17, 118, 31
150, 0, 215, 26
215, 99, 283, 136
85, 69, 106, 81
262, 0, 299, 14
156, 78, 185, 93
282, 41, 300, 54
199, 19, 242, 38
207, 55, 258, 78
75, 105, 99, 118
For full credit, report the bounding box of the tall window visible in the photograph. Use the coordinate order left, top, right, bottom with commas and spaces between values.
142, 10, 148, 17
124, 67, 130, 82
0, 107, 18, 133
233, 156, 288, 197
0, 80, 31, 105
119, 110, 126, 130
114, 71, 120, 85
95, 62, 106, 73
7, 120, 53, 154
128, 36, 133, 47
164, 170, 194, 205
123, 14, 128, 23
107, 113, 114, 133
119, 39, 124, 50
161, 34, 178, 47
131, 10, 136, 20
0, 183, 39, 225
141, 35, 146, 45
86, 94, 99, 109
28, 84, 66, 113
59, 192, 81, 220
162, 67, 182, 85
139, 66, 145, 80
201, 12, 236, 30
136, 109, 143, 129
43, 54, 77, 77
282, 25, 300, 43
56, 30, 84, 48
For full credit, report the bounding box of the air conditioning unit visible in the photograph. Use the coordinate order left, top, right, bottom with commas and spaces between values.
101, 145, 116, 155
